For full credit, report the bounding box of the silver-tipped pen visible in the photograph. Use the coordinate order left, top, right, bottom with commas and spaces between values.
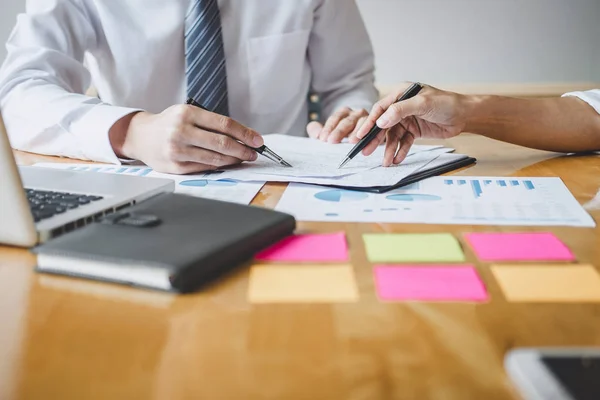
337, 157, 351, 169
262, 146, 293, 167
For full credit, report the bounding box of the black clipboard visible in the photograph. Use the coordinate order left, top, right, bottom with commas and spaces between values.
327, 156, 477, 194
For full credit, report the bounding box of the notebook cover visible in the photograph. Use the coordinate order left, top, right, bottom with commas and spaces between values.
33, 193, 296, 293
328, 156, 477, 193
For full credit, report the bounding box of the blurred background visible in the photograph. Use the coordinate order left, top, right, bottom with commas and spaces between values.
1, 0, 598, 98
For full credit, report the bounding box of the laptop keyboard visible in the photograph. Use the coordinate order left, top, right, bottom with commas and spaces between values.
25, 189, 104, 222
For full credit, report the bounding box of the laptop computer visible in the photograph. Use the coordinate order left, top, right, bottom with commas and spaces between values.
0, 113, 174, 247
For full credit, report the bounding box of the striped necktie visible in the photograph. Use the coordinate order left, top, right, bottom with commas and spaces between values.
185, 0, 229, 116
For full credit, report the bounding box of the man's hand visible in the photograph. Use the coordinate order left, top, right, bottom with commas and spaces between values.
355, 84, 469, 167
306, 107, 369, 144
109, 104, 264, 174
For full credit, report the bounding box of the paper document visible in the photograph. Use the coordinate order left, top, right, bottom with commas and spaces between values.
216, 146, 456, 187
275, 177, 595, 227
220, 134, 445, 179
33, 163, 264, 205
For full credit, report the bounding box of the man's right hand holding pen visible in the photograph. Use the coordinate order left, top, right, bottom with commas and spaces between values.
109, 104, 264, 174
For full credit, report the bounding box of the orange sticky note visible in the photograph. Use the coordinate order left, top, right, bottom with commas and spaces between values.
248, 265, 358, 303
491, 265, 600, 302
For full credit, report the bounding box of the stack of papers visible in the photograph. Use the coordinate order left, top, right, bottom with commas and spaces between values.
214, 134, 468, 189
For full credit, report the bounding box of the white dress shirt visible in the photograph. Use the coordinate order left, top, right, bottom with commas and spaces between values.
563, 90, 600, 115
0, 0, 378, 164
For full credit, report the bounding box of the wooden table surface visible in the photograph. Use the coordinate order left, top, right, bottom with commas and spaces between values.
2, 134, 600, 400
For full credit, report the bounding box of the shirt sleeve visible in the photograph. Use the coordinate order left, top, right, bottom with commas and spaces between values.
308, 0, 379, 120
0, 0, 141, 164
562, 89, 600, 115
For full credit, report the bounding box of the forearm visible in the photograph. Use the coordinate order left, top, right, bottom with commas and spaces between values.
464, 95, 600, 153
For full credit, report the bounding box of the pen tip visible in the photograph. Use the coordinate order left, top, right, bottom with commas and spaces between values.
338, 157, 350, 169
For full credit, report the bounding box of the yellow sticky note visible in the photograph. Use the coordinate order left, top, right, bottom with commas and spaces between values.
491, 265, 600, 302
363, 233, 465, 263
248, 265, 359, 303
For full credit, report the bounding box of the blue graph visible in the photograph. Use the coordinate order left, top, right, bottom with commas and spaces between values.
524, 181, 535, 190
443, 178, 537, 199
386, 194, 442, 202
314, 190, 369, 202
471, 180, 483, 198
179, 179, 238, 187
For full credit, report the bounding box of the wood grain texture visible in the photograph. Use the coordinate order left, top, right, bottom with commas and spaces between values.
2, 134, 600, 400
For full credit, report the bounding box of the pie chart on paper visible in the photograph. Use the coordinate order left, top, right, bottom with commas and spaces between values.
179, 179, 238, 187
314, 190, 369, 202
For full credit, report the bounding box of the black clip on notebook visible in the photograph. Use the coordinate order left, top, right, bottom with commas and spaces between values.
34, 194, 296, 293
330, 154, 477, 193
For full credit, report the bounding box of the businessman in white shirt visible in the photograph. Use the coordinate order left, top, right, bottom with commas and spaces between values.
355, 85, 600, 166
0, 0, 378, 174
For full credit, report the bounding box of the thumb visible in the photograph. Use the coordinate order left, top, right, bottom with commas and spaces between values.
376, 96, 426, 129
306, 121, 323, 139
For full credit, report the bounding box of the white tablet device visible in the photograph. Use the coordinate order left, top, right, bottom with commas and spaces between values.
505, 348, 600, 400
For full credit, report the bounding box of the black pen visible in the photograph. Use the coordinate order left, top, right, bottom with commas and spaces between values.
185, 98, 292, 167
337, 82, 423, 169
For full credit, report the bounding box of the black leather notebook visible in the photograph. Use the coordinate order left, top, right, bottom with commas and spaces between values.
33, 193, 296, 293
329, 154, 476, 193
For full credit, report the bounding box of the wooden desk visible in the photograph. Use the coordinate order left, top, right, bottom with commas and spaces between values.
2, 135, 600, 400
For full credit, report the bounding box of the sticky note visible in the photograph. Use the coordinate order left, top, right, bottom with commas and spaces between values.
363, 233, 465, 263
374, 265, 488, 302
465, 232, 574, 262
256, 232, 348, 262
248, 265, 358, 303
491, 265, 600, 302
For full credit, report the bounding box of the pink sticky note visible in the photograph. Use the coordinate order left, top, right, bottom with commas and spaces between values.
374, 266, 488, 302
464, 233, 574, 262
256, 232, 348, 262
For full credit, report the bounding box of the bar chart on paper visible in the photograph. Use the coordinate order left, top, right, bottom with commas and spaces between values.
275, 177, 595, 227
443, 178, 537, 200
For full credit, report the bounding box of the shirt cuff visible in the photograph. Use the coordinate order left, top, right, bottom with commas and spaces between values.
69, 103, 142, 164
563, 90, 600, 115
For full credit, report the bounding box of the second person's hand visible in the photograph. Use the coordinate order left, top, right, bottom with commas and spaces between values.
353, 83, 470, 166
110, 104, 264, 174
306, 107, 369, 143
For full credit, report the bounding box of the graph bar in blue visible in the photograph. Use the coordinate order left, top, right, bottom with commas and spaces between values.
497, 180, 507, 187
484, 180, 492, 186
510, 180, 519, 186
129, 168, 140, 173
471, 180, 483, 199
524, 180, 535, 190
116, 168, 127, 173
138, 169, 152, 177
458, 180, 467, 186
444, 180, 453, 185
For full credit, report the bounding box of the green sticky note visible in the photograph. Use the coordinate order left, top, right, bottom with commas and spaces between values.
363, 233, 466, 263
